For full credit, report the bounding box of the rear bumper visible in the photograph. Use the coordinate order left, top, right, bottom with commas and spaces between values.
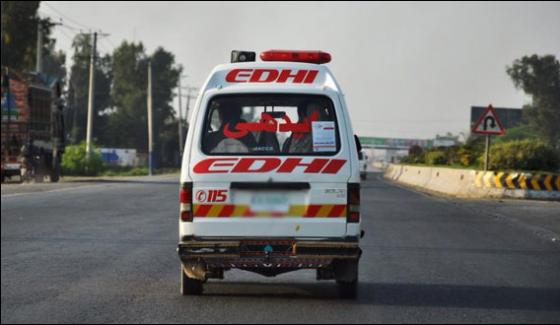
177, 238, 361, 269
1, 167, 21, 177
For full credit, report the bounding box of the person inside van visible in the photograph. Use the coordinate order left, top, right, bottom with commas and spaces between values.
206, 103, 257, 153
283, 102, 330, 153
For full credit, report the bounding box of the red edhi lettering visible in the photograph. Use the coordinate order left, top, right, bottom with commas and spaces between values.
225, 69, 318, 84
193, 158, 346, 174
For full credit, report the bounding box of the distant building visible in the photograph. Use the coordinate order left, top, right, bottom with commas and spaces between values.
100, 148, 140, 167
433, 134, 460, 147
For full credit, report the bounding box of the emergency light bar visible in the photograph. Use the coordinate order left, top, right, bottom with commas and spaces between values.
260, 50, 331, 64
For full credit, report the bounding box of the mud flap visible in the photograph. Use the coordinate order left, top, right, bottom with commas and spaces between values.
182, 259, 207, 281
333, 259, 358, 282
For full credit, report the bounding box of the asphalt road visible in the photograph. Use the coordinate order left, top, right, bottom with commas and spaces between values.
2, 173, 559, 323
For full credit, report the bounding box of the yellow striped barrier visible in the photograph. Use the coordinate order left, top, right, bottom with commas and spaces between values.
474, 171, 559, 191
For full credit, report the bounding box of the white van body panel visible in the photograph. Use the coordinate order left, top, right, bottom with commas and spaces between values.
180, 61, 360, 240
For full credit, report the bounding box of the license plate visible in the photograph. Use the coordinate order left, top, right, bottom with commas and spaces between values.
5, 164, 21, 170
250, 192, 289, 212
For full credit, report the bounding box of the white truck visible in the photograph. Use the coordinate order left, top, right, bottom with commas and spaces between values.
359, 150, 368, 180
177, 50, 363, 298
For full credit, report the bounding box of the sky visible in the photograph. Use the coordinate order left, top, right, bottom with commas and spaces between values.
39, 1, 560, 140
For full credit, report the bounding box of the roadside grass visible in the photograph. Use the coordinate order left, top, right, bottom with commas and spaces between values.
99, 167, 180, 177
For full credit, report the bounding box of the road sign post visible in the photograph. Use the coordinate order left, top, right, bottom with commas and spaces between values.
472, 105, 505, 171
484, 135, 490, 171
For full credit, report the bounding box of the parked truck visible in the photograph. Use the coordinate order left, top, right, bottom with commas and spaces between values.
1, 68, 65, 183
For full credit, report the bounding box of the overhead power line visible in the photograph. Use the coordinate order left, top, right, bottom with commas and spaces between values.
42, 2, 96, 31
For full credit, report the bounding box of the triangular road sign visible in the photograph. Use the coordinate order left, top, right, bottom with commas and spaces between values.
472, 105, 505, 135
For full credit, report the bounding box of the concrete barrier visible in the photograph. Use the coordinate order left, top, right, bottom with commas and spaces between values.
384, 164, 560, 201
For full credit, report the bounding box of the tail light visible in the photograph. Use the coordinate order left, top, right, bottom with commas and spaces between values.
179, 183, 193, 222
347, 183, 360, 223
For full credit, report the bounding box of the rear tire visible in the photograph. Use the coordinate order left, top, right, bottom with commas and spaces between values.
334, 259, 359, 299
35, 172, 44, 183
180, 265, 203, 295
50, 154, 61, 183
337, 279, 358, 299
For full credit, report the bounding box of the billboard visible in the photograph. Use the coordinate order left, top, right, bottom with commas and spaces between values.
470, 106, 523, 131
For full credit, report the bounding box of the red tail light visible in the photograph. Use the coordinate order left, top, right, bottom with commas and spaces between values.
347, 183, 360, 223
179, 183, 193, 222
260, 50, 331, 64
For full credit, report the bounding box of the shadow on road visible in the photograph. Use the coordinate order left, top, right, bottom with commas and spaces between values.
203, 281, 560, 311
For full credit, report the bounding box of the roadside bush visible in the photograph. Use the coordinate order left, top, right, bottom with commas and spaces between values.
443, 146, 462, 165
401, 154, 425, 164
425, 150, 447, 165
61, 142, 105, 176
456, 147, 473, 167
487, 139, 560, 172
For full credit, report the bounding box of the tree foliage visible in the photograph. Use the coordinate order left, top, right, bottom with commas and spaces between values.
42, 41, 67, 84
2, 2, 184, 168
104, 42, 181, 167
1, 1, 58, 71
507, 55, 560, 148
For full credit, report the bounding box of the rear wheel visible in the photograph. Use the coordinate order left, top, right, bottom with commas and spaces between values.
337, 279, 358, 299
180, 265, 203, 295
34, 159, 44, 183
35, 172, 44, 183
49, 164, 60, 182
333, 259, 359, 299
50, 152, 61, 182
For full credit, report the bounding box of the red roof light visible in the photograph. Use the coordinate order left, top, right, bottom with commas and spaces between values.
260, 50, 331, 64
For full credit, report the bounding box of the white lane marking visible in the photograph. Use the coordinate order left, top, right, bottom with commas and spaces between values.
1, 175, 179, 198
1, 184, 109, 198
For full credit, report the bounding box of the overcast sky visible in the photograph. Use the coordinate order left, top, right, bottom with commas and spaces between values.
39, 1, 560, 140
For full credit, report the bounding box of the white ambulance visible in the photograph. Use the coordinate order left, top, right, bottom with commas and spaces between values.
178, 50, 363, 298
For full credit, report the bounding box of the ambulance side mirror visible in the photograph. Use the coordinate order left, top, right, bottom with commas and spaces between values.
354, 135, 362, 154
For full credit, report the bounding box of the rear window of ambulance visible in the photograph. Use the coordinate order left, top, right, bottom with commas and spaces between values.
201, 94, 340, 155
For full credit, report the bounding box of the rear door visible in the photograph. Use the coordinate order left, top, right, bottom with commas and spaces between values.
189, 92, 351, 238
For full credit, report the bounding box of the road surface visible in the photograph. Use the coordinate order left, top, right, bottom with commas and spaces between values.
2, 173, 559, 323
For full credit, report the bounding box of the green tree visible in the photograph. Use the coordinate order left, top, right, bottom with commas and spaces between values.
1, 1, 57, 71
105, 41, 149, 151
66, 33, 112, 144
493, 124, 538, 143
42, 40, 66, 84
106, 42, 181, 167
149, 47, 182, 166
507, 55, 560, 148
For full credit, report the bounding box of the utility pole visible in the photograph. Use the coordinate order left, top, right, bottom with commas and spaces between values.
36, 22, 43, 73
147, 60, 153, 176
177, 77, 184, 154
484, 135, 490, 171
184, 86, 198, 126
85, 32, 97, 159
